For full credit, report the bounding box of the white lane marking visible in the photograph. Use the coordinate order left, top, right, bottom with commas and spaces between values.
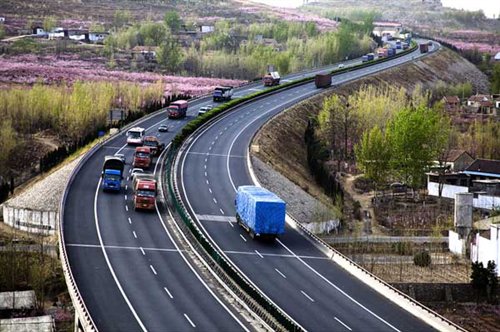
208, 188, 212, 194
133, 231, 137, 239
196, 214, 236, 222
255, 250, 264, 258
211, 141, 215, 145
125, 185, 128, 190
204, 164, 207, 169
239, 234, 247, 242
125, 195, 128, 200
206, 180, 209, 185
128, 217, 132, 224
212, 197, 217, 204
184, 314, 196, 328
219, 208, 224, 215
66, 243, 183, 253
164, 287, 173, 299
150, 265, 157, 275
125, 205, 129, 212
127, 176, 130, 181
140, 247, 145, 256
204, 171, 207, 177
187, 151, 245, 158
93, 178, 147, 332
226, 89, 318, 192
128, 168, 132, 174
277, 239, 401, 331
275, 268, 287, 279
156, 164, 249, 331
335, 317, 352, 331
301, 290, 315, 302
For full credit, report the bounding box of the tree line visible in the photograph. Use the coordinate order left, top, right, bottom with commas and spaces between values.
103, 11, 374, 79
312, 84, 500, 193
0, 81, 164, 178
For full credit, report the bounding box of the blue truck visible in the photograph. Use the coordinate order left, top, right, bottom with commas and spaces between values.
213, 86, 233, 102
235, 186, 286, 240
102, 156, 125, 192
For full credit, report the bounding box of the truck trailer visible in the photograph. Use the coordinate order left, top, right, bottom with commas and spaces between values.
235, 186, 286, 240
102, 156, 125, 192
314, 74, 332, 88
213, 86, 233, 102
419, 43, 429, 53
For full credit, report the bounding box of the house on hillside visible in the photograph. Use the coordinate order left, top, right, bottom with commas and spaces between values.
427, 158, 500, 210
32, 26, 46, 36
132, 46, 158, 61
198, 24, 214, 34
0, 17, 5, 23
434, 149, 474, 172
48, 27, 65, 40
85, 32, 108, 43
495, 52, 500, 61
467, 94, 495, 114
442, 96, 461, 112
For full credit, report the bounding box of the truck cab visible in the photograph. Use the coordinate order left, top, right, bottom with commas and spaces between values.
102, 156, 125, 192
134, 179, 157, 210
143, 136, 165, 157
262, 72, 280, 86
133, 146, 152, 169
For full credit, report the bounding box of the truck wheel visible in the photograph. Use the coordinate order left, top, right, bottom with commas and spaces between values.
249, 230, 255, 240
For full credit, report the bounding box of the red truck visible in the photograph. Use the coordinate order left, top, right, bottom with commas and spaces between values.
133, 179, 157, 211
133, 146, 152, 169
143, 136, 165, 157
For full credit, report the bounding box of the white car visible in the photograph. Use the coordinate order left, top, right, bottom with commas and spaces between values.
338, 63, 345, 69
198, 105, 213, 116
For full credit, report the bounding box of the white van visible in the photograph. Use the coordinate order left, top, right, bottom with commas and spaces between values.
126, 127, 145, 145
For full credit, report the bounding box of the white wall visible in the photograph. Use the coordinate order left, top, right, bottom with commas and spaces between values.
428, 182, 500, 210
448, 230, 464, 254
427, 182, 468, 198
471, 225, 500, 276
2, 205, 57, 235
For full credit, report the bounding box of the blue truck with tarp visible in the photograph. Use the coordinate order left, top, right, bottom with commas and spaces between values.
213, 86, 233, 102
235, 186, 286, 240
102, 156, 125, 192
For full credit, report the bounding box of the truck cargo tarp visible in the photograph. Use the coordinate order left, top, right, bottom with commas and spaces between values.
236, 186, 286, 235
103, 156, 124, 172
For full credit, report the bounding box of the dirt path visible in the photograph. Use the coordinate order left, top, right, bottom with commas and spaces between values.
341, 174, 385, 235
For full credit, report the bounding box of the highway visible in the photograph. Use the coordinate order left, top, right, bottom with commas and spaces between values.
61, 56, 376, 330
176, 44, 441, 331
62, 42, 441, 331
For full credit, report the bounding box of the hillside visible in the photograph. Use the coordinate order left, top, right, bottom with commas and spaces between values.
252, 47, 489, 209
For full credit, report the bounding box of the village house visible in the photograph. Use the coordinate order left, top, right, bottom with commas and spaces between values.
47, 27, 65, 40
428, 158, 500, 210
32, 26, 46, 36
433, 149, 474, 172
0, 17, 5, 23
372, 21, 403, 40
467, 94, 495, 115
442, 95, 461, 112
85, 32, 108, 43
495, 52, 500, 62
132, 46, 158, 61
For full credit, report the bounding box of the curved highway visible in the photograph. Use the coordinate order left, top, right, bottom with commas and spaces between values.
62, 56, 375, 330
176, 44, 442, 331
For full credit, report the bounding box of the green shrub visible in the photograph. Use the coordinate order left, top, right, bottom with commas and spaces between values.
413, 251, 431, 267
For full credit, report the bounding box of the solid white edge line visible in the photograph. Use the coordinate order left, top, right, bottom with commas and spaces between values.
94, 178, 148, 332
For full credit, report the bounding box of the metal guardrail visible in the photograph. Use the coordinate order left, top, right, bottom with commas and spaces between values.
164, 146, 301, 331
